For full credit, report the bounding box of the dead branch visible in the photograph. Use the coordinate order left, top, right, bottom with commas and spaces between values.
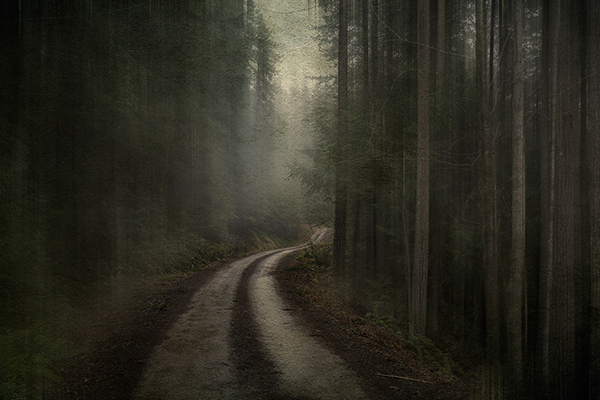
375, 373, 434, 385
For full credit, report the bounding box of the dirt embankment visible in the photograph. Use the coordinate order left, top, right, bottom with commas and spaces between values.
274, 255, 474, 400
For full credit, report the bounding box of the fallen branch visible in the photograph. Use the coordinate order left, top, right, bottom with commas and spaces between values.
375, 372, 434, 384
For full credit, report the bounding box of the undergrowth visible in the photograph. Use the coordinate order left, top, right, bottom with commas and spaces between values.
365, 306, 465, 379
0, 231, 290, 400
294, 245, 465, 380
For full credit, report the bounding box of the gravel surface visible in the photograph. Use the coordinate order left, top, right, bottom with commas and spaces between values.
248, 249, 367, 399
134, 250, 281, 399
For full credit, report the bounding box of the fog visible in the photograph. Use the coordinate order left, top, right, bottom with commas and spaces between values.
0, 2, 332, 397
4, 1, 597, 398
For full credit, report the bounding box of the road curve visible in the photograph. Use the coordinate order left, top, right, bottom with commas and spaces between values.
250, 249, 366, 399
134, 230, 367, 400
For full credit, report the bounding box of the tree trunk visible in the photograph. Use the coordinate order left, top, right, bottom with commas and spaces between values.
367, 0, 379, 275
537, 0, 554, 393
476, 0, 500, 363
507, 0, 525, 393
588, 4, 600, 398
489, 0, 497, 86
435, 0, 446, 106
361, 0, 375, 276
549, 1, 581, 397
333, 0, 349, 274
411, 0, 430, 337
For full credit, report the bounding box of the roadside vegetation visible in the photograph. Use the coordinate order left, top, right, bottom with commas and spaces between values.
1, 230, 302, 400
1, 2, 301, 398
282, 243, 476, 399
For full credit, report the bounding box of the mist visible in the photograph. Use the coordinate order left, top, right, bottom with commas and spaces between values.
6, 1, 595, 398
1, 2, 330, 397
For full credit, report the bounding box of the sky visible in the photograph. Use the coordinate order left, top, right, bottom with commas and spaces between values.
250, 0, 334, 180
254, 0, 332, 93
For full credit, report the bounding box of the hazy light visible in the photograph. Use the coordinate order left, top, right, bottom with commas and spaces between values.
255, 0, 333, 94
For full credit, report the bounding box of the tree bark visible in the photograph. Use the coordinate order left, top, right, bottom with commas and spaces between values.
549, 1, 580, 396
360, 0, 374, 275
411, 0, 430, 337
587, 3, 600, 398
435, 0, 446, 106
367, 0, 379, 275
333, 0, 349, 274
537, 0, 554, 393
476, 0, 500, 363
507, 0, 525, 392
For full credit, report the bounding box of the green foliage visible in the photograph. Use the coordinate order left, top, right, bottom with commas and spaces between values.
362, 299, 465, 378
295, 244, 331, 272
0, 295, 73, 400
0, 1, 299, 398
366, 304, 400, 333
189, 240, 236, 269
305, 243, 333, 267
407, 324, 465, 378
0, 330, 56, 400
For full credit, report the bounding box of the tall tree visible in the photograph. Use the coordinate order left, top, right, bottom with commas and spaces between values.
549, 0, 581, 396
411, 0, 430, 337
351, 0, 370, 273
588, 2, 600, 398
304, 1, 596, 396
476, 0, 500, 362
435, 0, 446, 105
367, 0, 380, 275
507, 0, 525, 392
333, 0, 349, 274
537, 0, 553, 391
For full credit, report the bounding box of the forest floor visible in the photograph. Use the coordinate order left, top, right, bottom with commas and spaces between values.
274, 254, 476, 400
47, 242, 476, 399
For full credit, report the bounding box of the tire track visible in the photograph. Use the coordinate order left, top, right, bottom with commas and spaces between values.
229, 254, 281, 398
135, 228, 363, 399
134, 250, 279, 400
249, 249, 367, 400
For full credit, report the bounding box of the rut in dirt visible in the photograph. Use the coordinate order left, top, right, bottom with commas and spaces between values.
134, 230, 366, 400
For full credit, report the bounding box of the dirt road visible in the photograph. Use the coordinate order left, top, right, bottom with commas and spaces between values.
134, 231, 367, 399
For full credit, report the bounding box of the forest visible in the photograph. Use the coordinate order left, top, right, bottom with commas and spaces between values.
300, 0, 598, 399
0, 1, 308, 398
1, 0, 598, 399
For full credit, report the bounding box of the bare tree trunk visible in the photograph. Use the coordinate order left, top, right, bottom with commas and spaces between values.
349, 0, 370, 275
489, 0, 497, 86
537, 1, 553, 393
549, 1, 580, 397
476, 0, 500, 363
435, 0, 446, 106
411, 0, 430, 337
587, 3, 600, 398
367, 0, 379, 275
507, 0, 525, 393
333, 0, 349, 274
